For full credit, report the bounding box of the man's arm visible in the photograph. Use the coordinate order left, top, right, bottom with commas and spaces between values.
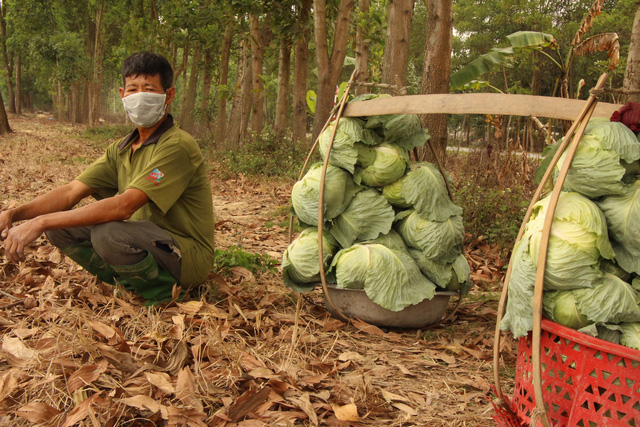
1, 180, 95, 229
1, 181, 149, 263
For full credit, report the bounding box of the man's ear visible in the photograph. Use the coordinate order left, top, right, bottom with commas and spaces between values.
166, 87, 176, 104
119, 87, 125, 98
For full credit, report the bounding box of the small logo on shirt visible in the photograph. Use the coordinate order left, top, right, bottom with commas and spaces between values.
146, 168, 164, 186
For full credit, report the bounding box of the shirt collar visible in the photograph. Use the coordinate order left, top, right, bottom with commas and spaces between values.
118, 114, 174, 150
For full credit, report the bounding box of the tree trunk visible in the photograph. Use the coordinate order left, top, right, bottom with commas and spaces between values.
250, 15, 272, 135
228, 38, 249, 149
623, 5, 640, 103
312, 0, 355, 142
15, 54, 21, 114
90, 1, 104, 125
178, 44, 190, 111
200, 49, 214, 121
354, 0, 371, 96
381, 0, 414, 93
56, 75, 63, 121
0, 2, 15, 114
180, 43, 201, 133
216, 20, 234, 145
274, 36, 292, 134
0, 88, 11, 134
418, 0, 453, 163
241, 45, 253, 148
292, 0, 312, 145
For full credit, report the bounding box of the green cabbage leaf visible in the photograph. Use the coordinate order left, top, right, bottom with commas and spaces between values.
526, 192, 614, 290
318, 117, 364, 173
542, 290, 592, 330
282, 228, 337, 292
572, 273, 640, 324
597, 179, 640, 274
361, 230, 410, 254
619, 323, 640, 350
395, 209, 464, 263
409, 249, 472, 293
291, 163, 360, 226
354, 143, 409, 187
329, 244, 437, 311
330, 189, 395, 248
381, 176, 411, 208
499, 235, 537, 338
402, 163, 463, 221
550, 119, 640, 198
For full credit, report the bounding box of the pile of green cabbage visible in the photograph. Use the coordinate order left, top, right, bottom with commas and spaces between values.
500, 117, 640, 351
283, 96, 473, 312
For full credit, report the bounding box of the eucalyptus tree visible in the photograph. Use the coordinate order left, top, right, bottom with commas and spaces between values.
419, 0, 452, 161
353, 0, 371, 96
381, 0, 414, 92
0, 0, 15, 113
270, 0, 299, 135
312, 0, 356, 142
292, 0, 312, 144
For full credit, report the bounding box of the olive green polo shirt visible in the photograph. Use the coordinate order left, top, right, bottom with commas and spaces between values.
76, 115, 215, 286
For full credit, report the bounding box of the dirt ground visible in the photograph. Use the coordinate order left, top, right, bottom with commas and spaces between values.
0, 114, 517, 426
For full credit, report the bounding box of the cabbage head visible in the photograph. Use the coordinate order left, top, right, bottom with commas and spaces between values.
330, 189, 395, 248
366, 113, 421, 141
572, 273, 640, 324
318, 117, 364, 173
551, 119, 640, 198
619, 323, 640, 350
402, 163, 463, 221
542, 290, 592, 330
329, 243, 437, 312
354, 143, 409, 187
409, 249, 472, 293
291, 163, 360, 226
597, 179, 640, 274
361, 230, 410, 254
527, 192, 614, 290
282, 228, 337, 292
395, 209, 464, 263
382, 176, 412, 208
500, 192, 616, 338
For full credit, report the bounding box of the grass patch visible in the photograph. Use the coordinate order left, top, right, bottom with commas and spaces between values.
81, 124, 131, 146
213, 245, 278, 274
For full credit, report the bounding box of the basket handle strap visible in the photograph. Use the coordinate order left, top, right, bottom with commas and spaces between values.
492, 72, 609, 410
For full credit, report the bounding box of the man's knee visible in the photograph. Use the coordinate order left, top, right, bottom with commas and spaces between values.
91, 222, 146, 265
45, 229, 79, 248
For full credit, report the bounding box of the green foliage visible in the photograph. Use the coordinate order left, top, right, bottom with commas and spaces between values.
455, 181, 529, 250
219, 128, 317, 179
213, 246, 278, 274
81, 124, 131, 145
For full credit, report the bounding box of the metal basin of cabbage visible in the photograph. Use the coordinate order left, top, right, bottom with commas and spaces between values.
324, 286, 458, 328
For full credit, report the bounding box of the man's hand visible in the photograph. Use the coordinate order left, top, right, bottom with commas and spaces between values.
2, 219, 44, 263
0, 210, 13, 240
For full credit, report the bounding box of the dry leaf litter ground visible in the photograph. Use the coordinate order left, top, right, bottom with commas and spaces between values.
0, 114, 517, 426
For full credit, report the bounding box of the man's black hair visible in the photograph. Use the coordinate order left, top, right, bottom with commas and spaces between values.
122, 52, 173, 91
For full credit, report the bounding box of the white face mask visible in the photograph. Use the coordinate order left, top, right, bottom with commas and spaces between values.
122, 92, 167, 128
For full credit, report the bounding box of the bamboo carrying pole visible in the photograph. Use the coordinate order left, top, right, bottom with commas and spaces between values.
492, 73, 609, 426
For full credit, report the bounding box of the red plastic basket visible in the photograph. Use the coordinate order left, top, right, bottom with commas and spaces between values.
494, 319, 640, 426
